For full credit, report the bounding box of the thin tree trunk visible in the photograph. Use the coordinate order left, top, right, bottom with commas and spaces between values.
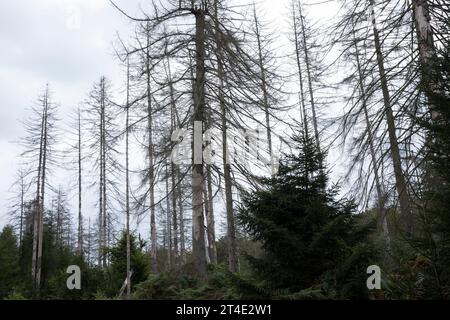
125, 58, 131, 299
213, 0, 238, 273
298, 1, 320, 151
98, 78, 105, 267
177, 168, 186, 263
56, 194, 62, 244
98, 132, 103, 266
102, 78, 108, 268
36, 85, 49, 289
19, 171, 25, 248
31, 88, 46, 289
167, 57, 179, 267
370, 0, 412, 233
352, 23, 391, 246
77, 107, 83, 256
87, 217, 91, 264
146, 26, 158, 273
205, 166, 217, 264
253, 6, 273, 166
98, 100, 103, 267
171, 150, 179, 267
165, 159, 172, 270
292, 2, 309, 139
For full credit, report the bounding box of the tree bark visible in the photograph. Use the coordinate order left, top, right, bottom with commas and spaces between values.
192, 8, 208, 277
411, 0, 438, 119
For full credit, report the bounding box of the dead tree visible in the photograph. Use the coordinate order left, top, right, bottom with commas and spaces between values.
19, 84, 58, 291
110, 0, 282, 275
125, 57, 132, 298
212, 0, 236, 271
85, 76, 120, 267
368, 0, 413, 233
8, 169, 30, 248
252, 5, 273, 165
297, 0, 321, 152
77, 107, 83, 256
290, 0, 309, 139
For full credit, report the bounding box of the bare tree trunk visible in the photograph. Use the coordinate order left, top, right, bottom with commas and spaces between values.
192, 8, 208, 277
292, 2, 309, 139
224, 161, 238, 272
213, 0, 238, 273
98, 99, 103, 267
125, 58, 132, 299
77, 107, 83, 256
411, 0, 435, 65
165, 159, 172, 270
352, 23, 390, 246
98, 78, 105, 267
298, 1, 320, 151
31, 196, 39, 287
19, 171, 25, 249
98, 148, 103, 264
101, 78, 108, 268
205, 166, 217, 264
31, 88, 46, 289
171, 142, 179, 267
177, 168, 186, 263
87, 217, 91, 264
411, 0, 438, 119
253, 6, 273, 166
36, 85, 49, 290
145, 27, 158, 273
167, 57, 179, 267
370, 0, 412, 233
171, 153, 179, 267
202, 86, 217, 264
56, 195, 62, 244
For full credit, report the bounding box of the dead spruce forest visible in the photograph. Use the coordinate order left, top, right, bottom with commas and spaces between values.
0, 0, 449, 300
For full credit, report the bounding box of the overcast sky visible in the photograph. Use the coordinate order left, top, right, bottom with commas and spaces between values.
0, 0, 134, 229
0, 0, 338, 233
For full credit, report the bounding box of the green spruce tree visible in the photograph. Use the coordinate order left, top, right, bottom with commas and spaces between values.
0, 225, 20, 298
238, 133, 376, 299
104, 231, 150, 298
